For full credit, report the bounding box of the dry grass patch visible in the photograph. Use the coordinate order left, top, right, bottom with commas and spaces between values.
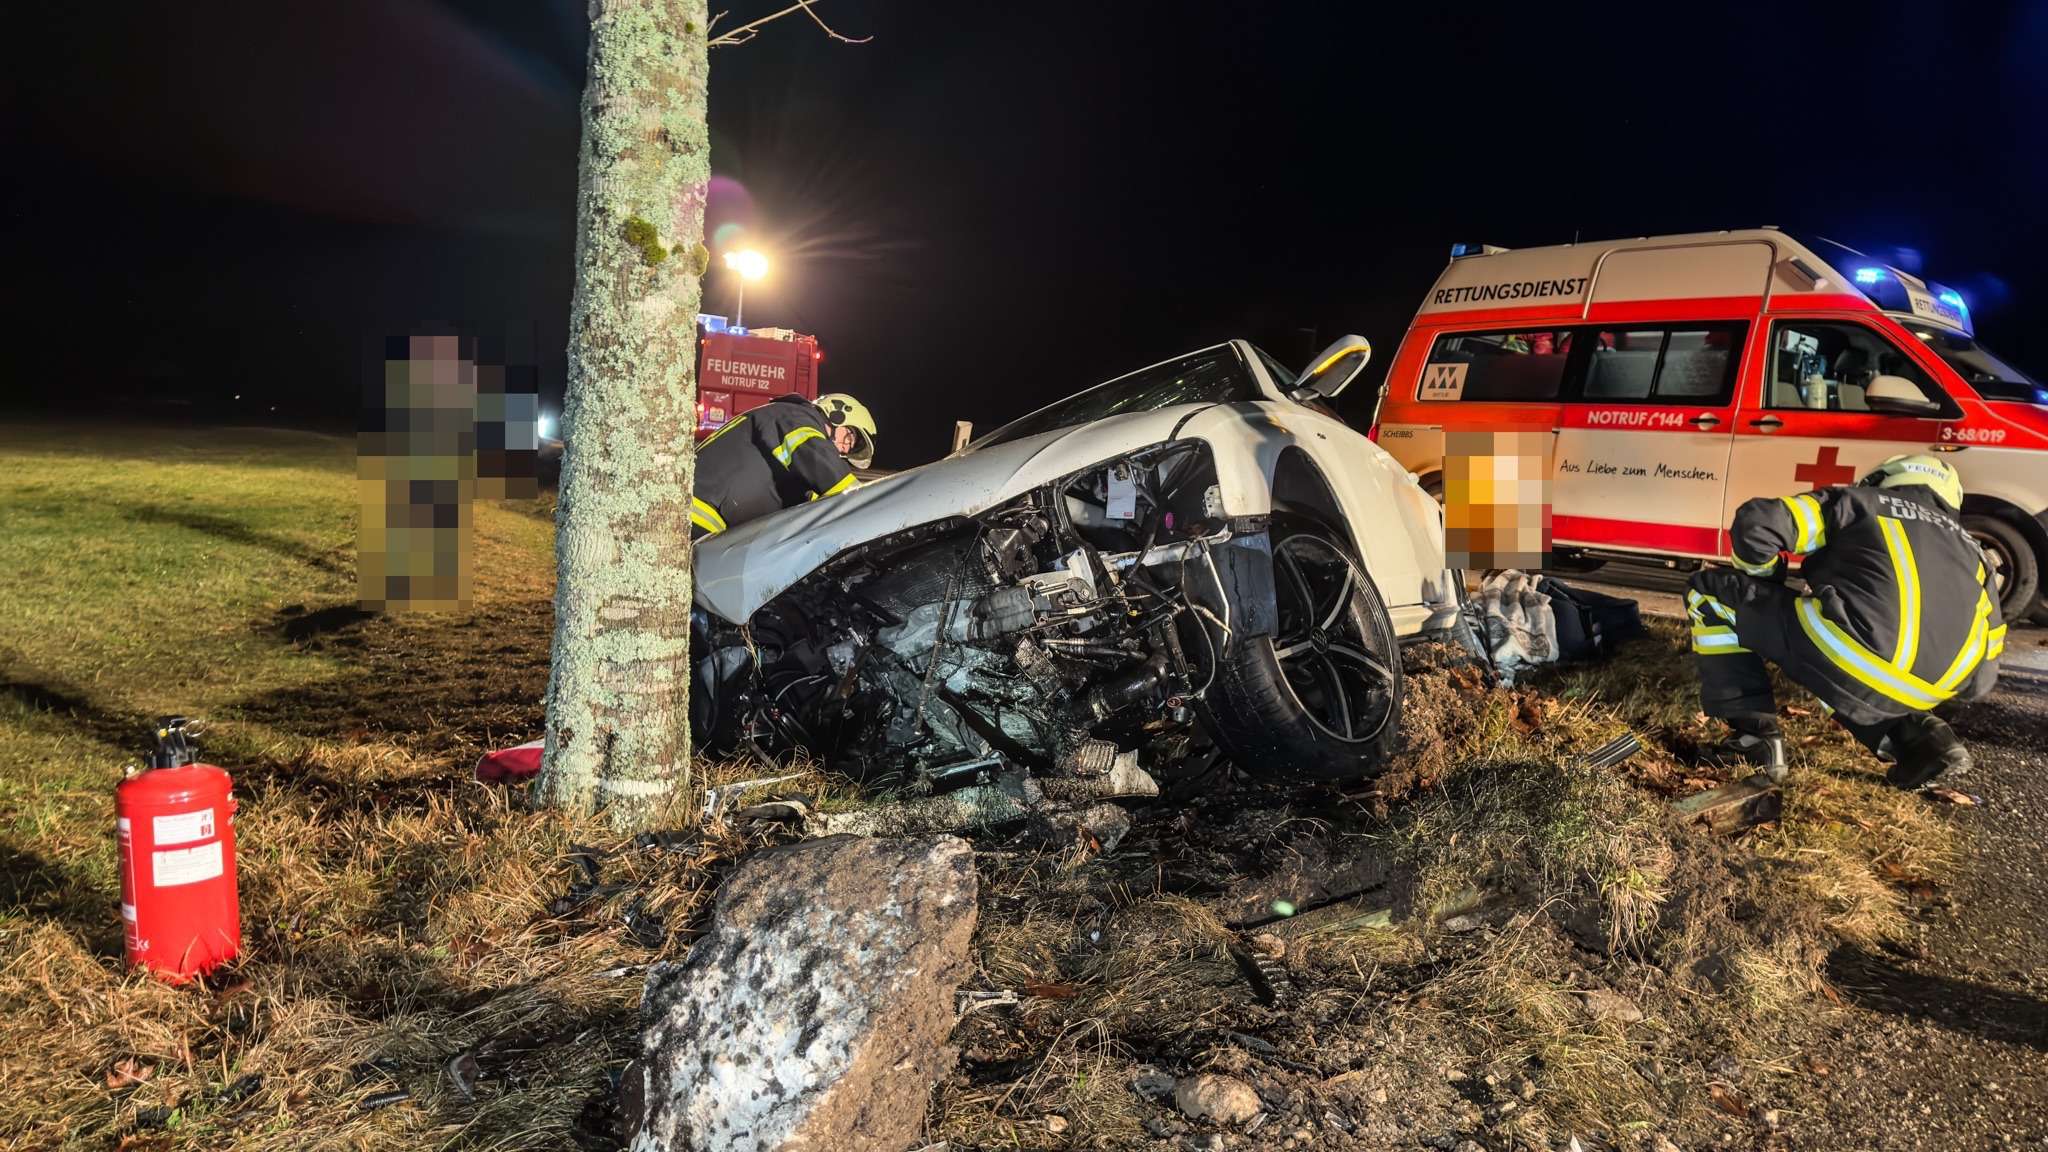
0, 758, 815, 1151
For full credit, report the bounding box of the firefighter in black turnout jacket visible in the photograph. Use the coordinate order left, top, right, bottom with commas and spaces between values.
688, 393, 877, 539
1687, 454, 2006, 788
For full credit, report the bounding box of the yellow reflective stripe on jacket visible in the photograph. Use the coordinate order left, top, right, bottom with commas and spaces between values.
689, 497, 727, 535
818, 472, 858, 497
1933, 591, 1996, 693
1731, 550, 1781, 577
773, 425, 826, 467
1878, 517, 1920, 671
1780, 494, 1826, 553
1986, 623, 2007, 661
1794, 597, 1946, 710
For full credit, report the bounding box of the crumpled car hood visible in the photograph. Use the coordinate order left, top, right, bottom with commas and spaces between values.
694, 404, 1211, 621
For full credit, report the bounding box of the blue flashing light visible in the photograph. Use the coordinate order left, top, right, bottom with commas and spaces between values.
1938, 289, 1969, 312
1853, 267, 1885, 285
1450, 242, 1484, 258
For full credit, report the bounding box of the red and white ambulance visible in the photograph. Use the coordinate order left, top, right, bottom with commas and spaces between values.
1373, 229, 2048, 621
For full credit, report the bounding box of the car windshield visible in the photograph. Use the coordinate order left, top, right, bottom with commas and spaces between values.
1902, 321, 2046, 403
974, 345, 1256, 448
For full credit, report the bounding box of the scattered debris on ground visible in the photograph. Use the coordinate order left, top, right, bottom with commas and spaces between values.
6, 429, 2038, 1151
923, 629, 1968, 1149
808, 759, 1158, 840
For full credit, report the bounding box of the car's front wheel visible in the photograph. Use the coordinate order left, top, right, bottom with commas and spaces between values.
1203, 526, 1403, 781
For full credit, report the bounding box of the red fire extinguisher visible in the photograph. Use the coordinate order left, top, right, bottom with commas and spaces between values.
117, 718, 240, 982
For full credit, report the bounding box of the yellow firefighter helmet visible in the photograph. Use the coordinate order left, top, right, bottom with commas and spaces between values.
1859, 453, 1964, 511
815, 393, 876, 469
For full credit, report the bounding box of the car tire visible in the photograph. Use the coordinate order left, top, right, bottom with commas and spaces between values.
1963, 513, 2040, 622
1203, 525, 1403, 781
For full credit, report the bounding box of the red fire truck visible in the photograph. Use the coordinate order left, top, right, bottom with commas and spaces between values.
695, 316, 822, 438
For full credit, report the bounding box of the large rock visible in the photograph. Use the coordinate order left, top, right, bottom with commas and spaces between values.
627, 834, 978, 1152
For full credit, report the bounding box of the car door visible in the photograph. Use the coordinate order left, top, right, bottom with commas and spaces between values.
1551, 321, 1746, 557
1721, 315, 1963, 545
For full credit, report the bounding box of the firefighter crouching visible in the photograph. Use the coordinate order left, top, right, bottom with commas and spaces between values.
1688, 454, 2006, 788
689, 392, 878, 539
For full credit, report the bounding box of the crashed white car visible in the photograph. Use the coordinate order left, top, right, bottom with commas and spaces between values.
691, 337, 1459, 786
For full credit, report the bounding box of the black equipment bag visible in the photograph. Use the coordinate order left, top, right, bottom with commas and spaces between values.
1537, 576, 1645, 663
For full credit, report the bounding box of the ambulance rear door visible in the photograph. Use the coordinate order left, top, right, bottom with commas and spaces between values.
1551, 319, 1747, 557
1721, 313, 1964, 542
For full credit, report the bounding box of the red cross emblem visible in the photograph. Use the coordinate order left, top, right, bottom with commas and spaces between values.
1794, 445, 1857, 490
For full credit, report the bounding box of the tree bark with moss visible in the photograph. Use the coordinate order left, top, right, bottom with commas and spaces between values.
538, 0, 711, 825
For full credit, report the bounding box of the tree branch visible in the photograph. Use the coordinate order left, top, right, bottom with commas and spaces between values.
707, 0, 872, 48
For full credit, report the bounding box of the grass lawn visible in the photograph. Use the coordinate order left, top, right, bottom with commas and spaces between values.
0, 423, 694, 1150
0, 421, 1961, 1150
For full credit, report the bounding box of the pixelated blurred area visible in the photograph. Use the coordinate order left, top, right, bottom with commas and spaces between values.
361, 336, 474, 611
477, 359, 541, 501
359, 331, 545, 612
1444, 428, 1552, 570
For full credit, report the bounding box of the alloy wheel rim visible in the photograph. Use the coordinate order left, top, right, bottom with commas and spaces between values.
1269, 534, 1396, 743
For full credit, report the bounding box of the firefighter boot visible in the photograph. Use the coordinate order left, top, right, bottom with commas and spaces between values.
1705, 716, 1788, 783
1884, 714, 1972, 791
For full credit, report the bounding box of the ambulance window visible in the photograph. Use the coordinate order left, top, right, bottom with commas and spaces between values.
1657, 329, 1740, 399
1420, 330, 1573, 401
1767, 321, 1949, 414
1580, 324, 1743, 403
1582, 330, 1660, 400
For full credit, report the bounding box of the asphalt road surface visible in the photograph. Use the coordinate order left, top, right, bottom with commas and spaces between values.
1799, 678, 2048, 1147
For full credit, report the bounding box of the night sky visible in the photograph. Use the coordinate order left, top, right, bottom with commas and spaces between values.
8, 1, 2046, 465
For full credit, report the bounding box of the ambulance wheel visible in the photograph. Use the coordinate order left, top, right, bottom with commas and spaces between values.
1204, 526, 1402, 781
1963, 514, 2039, 622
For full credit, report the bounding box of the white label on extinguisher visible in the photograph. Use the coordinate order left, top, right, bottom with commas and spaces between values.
152, 841, 223, 887
152, 808, 216, 846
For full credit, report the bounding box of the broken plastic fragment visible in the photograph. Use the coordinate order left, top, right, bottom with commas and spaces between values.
701, 773, 808, 820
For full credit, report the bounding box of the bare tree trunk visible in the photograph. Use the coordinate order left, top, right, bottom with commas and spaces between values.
538, 0, 710, 826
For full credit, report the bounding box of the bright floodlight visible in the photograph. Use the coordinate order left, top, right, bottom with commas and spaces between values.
725, 249, 769, 280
